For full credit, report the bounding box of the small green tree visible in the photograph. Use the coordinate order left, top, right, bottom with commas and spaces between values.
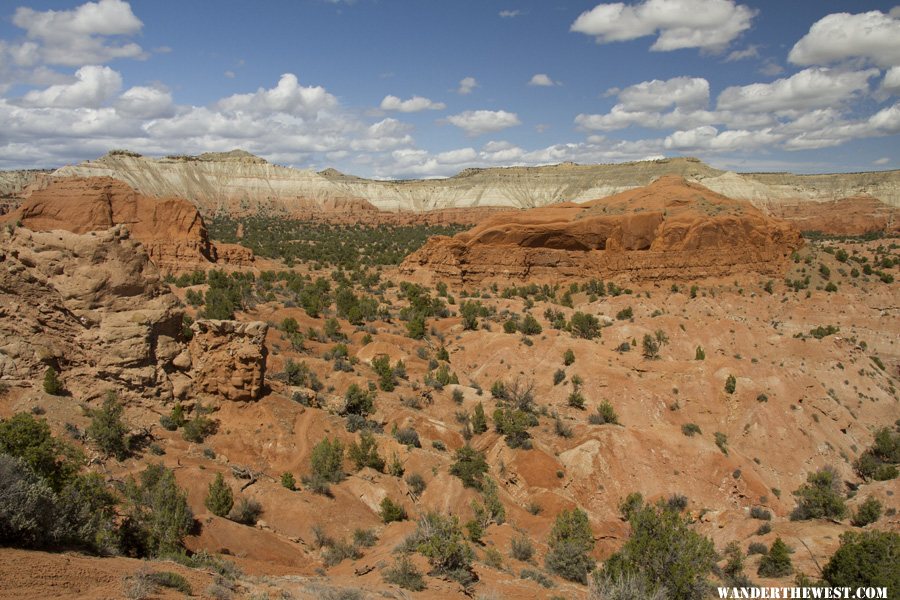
348, 431, 385, 472
695, 346, 705, 360
43, 367, 63, 395
757, 537, 792, 578
204, 473, 234, 517
471, 402, 488, 434
449, 445, 489, 490
122, 464, 194, 557
411, 512, 474, 584
725, 375, 737, 394
545, 507, 595, 583
563, 349, 575, 366
87, 392, 130, 460
344, 383, 375, 416
371, 354, 395, 392
792, 466, 847, 520
822, 530, 900, 590
280, 472, 296, 490
0, 412, 82, 491
570, 312, 600, 339
851, 497, 882, 527
460, 300, 482, 330
380, 497, 407, 523
307, 437, 345, 491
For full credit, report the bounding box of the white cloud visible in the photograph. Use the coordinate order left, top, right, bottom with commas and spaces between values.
21, 65, 122, 108
499, 10, 521, 18
789, 10, 900, 68
783, 103, 900, 150
379, 94, 446, 112
882, 66, 900, 96
725, 45, 759, 62
446, 110, 521, 136
874, 157, 890, 166
528, 74, 558, 87
717, 67, 879, 114
457, 76, 478, 95
758, 60, 784, 77
224, 70, 236, 79
663, 125, 781, 151
436, 148, 478, 164
11, 0, 145, 67
217, 73, 337, 117
571, 0, 756, 52
617, 76, 709, 111
115, 85, 174, 118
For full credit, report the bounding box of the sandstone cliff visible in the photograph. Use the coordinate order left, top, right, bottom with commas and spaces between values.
400, 176, 804, 284
4, 176, 254, 273
0, 225, 266, 403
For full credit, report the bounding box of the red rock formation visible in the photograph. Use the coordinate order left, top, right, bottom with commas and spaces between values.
7, 176, 254, 273
188, 320, 268, 401
401, 176, 803, 284
766, 196, 899, 236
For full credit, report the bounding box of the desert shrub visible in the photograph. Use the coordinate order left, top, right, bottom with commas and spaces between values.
590, 571, 667, 600
520, 568, 554, 588
306, 437, 345, 494
721, 541, 752, 587
695, 346, 705, 360
618, 492, 644, 520
408, 512, 475, 585
229, 497, 262, 525
0, 412, 82, 491
791, 466, 847, 520
450, 445, 489, 490
851, 497, 882, 527
681, 423, 701, 437
725, 375, 737, 394
0, 454, 66, 548
747, 542, 768, 555
343, 384, 376, 416
563, 349, 575, 365
452, 388, 465, 404
182, 414, 217, 443
471, 402, 488, 434
348, 431, 385, 472
43, 367, 63, 395
615, 307, 633, 320
757, 537, 792, 578
714, 432, 728, 455
394, 426, 421, 448
205, 473, 234, 517
750, 506, 772, 520
511, 533, 535, 562
666, 494, 689, 512
382, 554, 426, 591
460, 300, 484, 330
854, 427, 900, 481
822, 530, 900, 589
351, 528, 377, 548
122, 464, 194, 557
553, 369, 566, 386
756, 523, 772, 536
545, 508, 595, 583
589, 401, 619, 425
380, 497, 407, 523
147, 571, 192, 594
493, 406, 535, 449
555, 414, 573, 438
601, 503, 716, 600
280, 472, 296, 490
520, 313, 542, 335
371, 354, 395, 392
87, 392, 131, 460
406, 472, 427, 496
570, 312, 601, 339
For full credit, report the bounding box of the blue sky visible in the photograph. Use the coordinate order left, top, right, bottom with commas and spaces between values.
0, 0, 898, 177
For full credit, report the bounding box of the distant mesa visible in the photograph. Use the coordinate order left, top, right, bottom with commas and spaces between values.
3, 176, 253, 273
401, 176, 805, 284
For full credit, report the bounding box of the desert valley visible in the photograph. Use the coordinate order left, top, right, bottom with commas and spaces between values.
0, 150, 897, 599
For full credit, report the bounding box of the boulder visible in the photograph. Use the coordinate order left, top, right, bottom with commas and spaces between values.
188, 320, 268, 402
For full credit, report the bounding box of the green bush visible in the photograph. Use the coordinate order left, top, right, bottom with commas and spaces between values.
757, 537, 792, 578
146, 571, 192, 594
450, 445, 489, 490
380, 497, 407, 523
681, 423, 702, 437
589, 401, 619, 425
791, 466, 847, 520
181, 414, 217, 443
545, 508, 595, 583
371, 354, 395, 392
382, 554, 426, 591
616, 307, 633, 320
408, 512, 474, 585
854, 427, 900, 481
405, 473, 427, 496
43, 367, 63, 395
343, 384, 376, 416
521, 313, 542, 335
695, 346, 705, 360
851, 497, 882, 527
122, 464, 194, 557
570, 312, 600, 339
229, 497, 262, 525
724, 375, 736, 394
460, 300, 483, 330
602, 503, 716, 600
280, 472, 296, 490
563, 349, 575, 365
0, 412, 82, 491
822, 530, 900, 589
511, 533, 535, 562
492, 406, 535, 449
348, 431, 385, 472
305, 437, 345, 494
471, 402, 488, 434
205, 473, 233, 517
87, 392, 131, 460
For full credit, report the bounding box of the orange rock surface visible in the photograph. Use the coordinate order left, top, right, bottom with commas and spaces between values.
402, 176, 803, 284
7, 176, 253, 273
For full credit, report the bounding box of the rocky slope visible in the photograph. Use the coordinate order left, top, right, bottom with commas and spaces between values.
401, 176, 804, 285
0, 225, 266, 404
2, 176, 254, 273
5, 152, 899, 220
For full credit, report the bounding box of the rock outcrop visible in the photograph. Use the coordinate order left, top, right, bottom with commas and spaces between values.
4, 176, 253, 273
188, 320, 268, 402
766, 196, 898, 236
400, 176, 803, 284
0, 225, 267, 403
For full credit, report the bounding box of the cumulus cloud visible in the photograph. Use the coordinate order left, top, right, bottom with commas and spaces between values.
11, 0, 145, 67
379, 94, 446, 112
21, 64, 122, 108
446, 110, 521, 136
499, 10, 521, 18
616, 76, 709, 111
725, 45, 759, 62
717, 67, 879, 114
115, 85, 174, 118
789, 10, 900, 68
874, 157, 890, 166
571, 0, 756, 52
457, 76, 478, 95
528, 74, 558, 87
217, 73, 337, 117
663, 125, 781, 151
881, 66, 900, 96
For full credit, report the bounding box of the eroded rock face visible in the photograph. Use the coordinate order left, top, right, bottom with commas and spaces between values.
401, 176, 804, 285
0, 225, 182, 400
7, 176, 254, 273
0, 226, 268, 403
188, 320, 268, 402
